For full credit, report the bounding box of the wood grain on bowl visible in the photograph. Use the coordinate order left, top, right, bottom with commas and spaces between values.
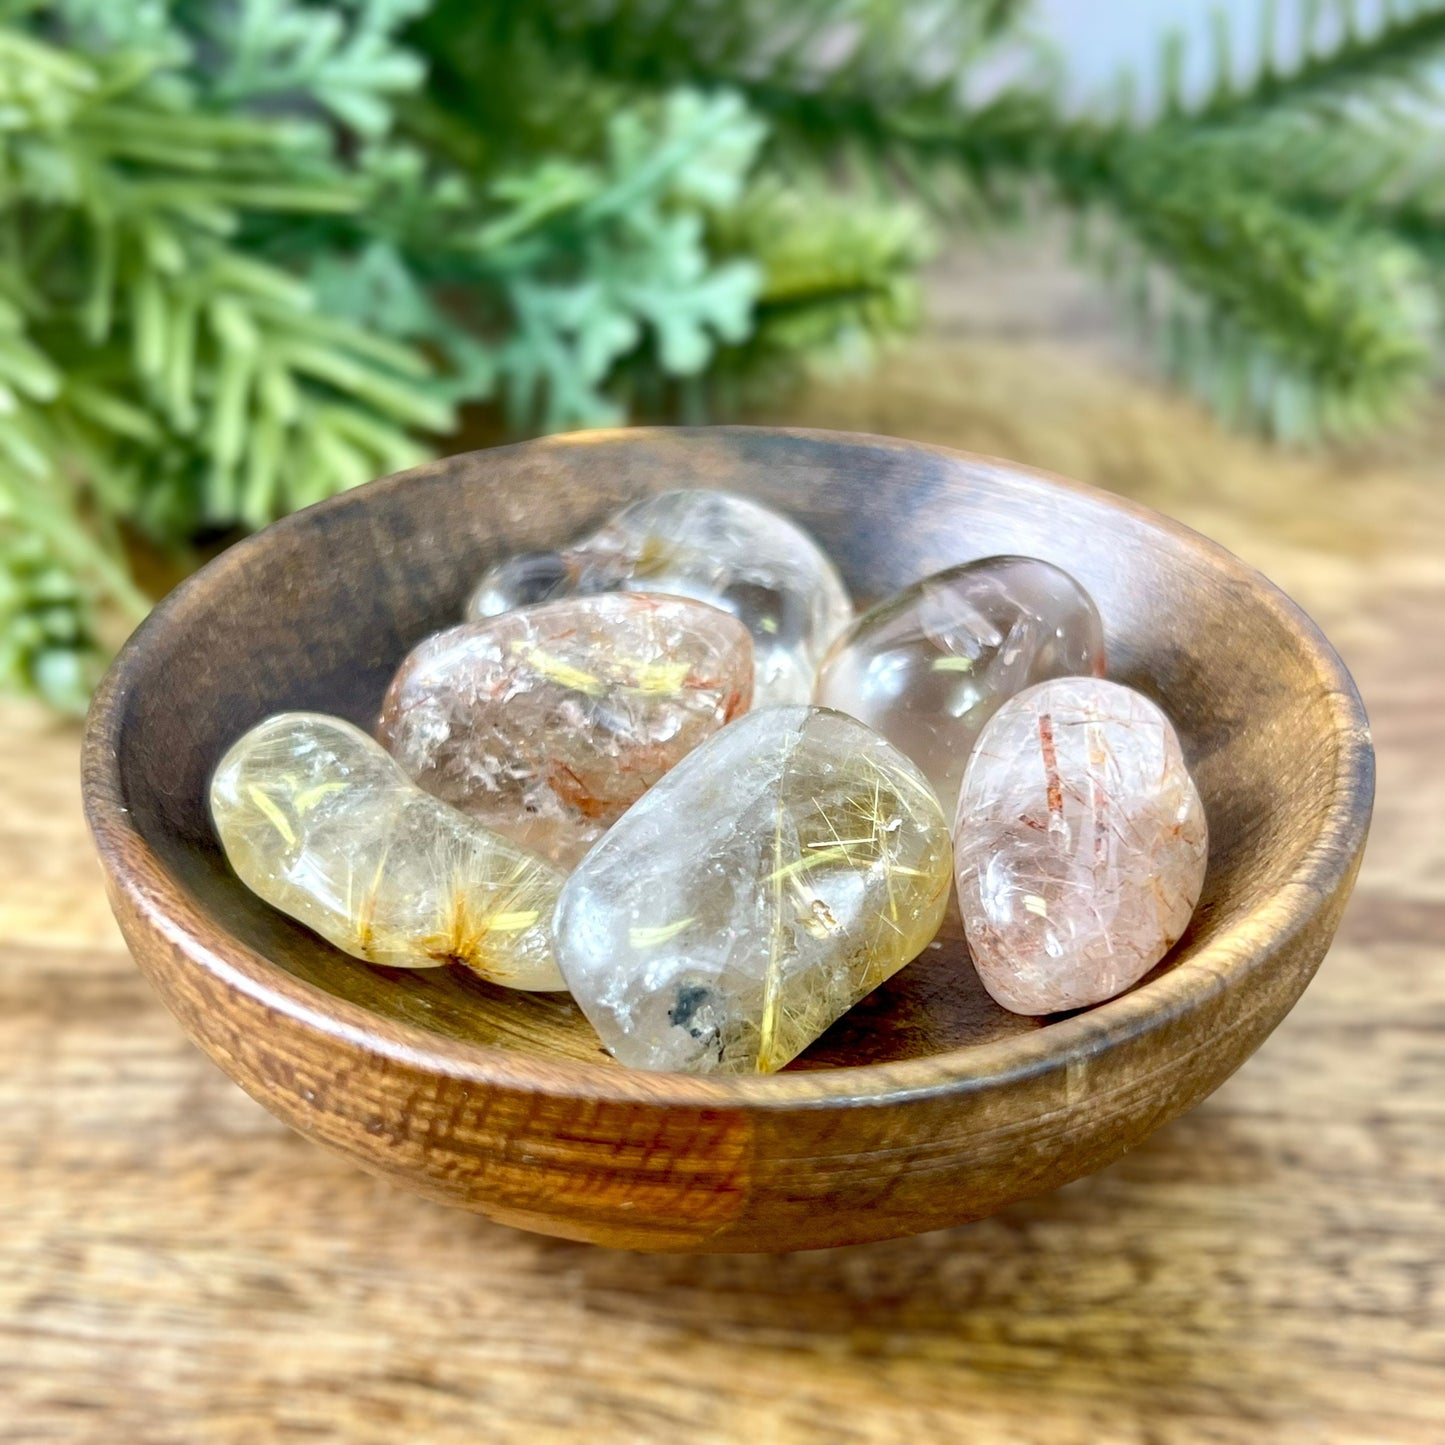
81, 427, 1373, 1252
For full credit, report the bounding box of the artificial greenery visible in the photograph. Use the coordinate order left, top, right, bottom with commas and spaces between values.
482, 0, 1443, 440
6, 0, 1445, 711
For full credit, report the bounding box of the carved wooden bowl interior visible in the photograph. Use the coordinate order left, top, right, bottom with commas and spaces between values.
82, 428, 1374, 1252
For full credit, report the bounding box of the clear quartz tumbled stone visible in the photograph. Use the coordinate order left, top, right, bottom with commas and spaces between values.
467, 550, 580, 616
815, 556, 1105, 813
953, 677, 1208, 1016
466, 489, 853, 706
378, 593, 753, 867
210, 713, 566, 989
553, 705, 953, 1074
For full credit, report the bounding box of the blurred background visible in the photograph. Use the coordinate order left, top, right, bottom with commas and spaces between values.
2, 0, 1442, 714
4, 5, 1444, 1441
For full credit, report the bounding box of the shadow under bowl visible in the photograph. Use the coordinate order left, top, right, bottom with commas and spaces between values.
81, 427, 1373, 1252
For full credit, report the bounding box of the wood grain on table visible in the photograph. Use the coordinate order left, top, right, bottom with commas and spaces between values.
3, 312, 1442, 1442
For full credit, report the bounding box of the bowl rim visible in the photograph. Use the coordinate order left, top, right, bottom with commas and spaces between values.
82, 425, 1375, 1112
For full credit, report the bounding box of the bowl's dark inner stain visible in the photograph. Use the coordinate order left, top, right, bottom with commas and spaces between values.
115, 430, 1342, 1069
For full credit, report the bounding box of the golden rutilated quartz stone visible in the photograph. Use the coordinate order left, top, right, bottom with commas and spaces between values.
554, 706, 953, 1073
210, 712, 565, 990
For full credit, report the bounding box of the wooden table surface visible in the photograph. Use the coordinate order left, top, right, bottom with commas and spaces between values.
4, 272, 1443, 1441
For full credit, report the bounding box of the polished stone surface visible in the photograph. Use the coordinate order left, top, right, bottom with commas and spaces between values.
211, 713, 565, 988
953, 677, 1208, 1015
467, 489, 853, 705
554, 705, 953, 1074
467, 550, 579, 616
379, 594, 753, 866
816, 556, 1104, 811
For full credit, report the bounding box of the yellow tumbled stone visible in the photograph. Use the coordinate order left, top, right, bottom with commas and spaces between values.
210, 712, 565, 989
553, 705, 953, 1073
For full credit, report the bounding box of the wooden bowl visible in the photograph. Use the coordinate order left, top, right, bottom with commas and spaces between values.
81, 428, 1373, 1252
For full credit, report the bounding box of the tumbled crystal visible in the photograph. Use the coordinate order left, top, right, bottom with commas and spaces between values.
467, 550, 580, 615
554, 705, 952, 1074
379, 593, 753, 866
815, 556, 1104, 812
954, 677, 1208, 1016
211, 712, 565, 989
467, 489, 853, 706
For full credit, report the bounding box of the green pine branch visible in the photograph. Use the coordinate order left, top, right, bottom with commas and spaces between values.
406, 0, 1056, 194
429, 0, 1445, 439
1077, 0, 1445, 438
1073, 160, 1436, 439
683, 181, 931, 414
1186, 0, 1445, 123
0, 9, 448, 709
0, 512, 104, 715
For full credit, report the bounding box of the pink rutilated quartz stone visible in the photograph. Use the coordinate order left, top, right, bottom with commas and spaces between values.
378, 593, 753, 867
815, 556, 1104, 814
954, 676, 1208, 1016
